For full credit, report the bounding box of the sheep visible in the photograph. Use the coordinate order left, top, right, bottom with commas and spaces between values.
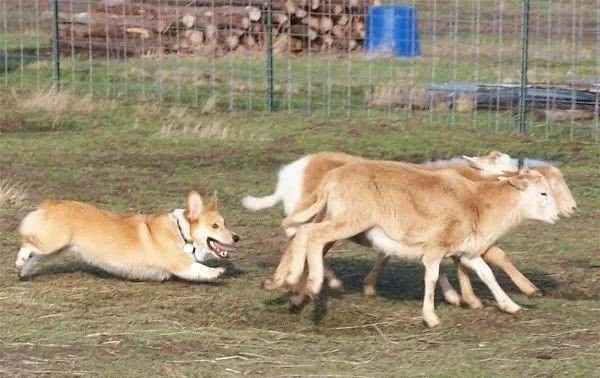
274, 162, 560, 327
362, 164, 577, 303
254, 152, 576, 308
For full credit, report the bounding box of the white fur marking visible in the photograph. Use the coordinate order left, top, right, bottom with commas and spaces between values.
366, 227, 423, 260
242, 156, 309, 215
175, 263, 224, 282
460, 256, 521, 314
278, 156, 309, 215
16, 246, 33, 269
241, 193, 281, 211
438, 273, 461, 306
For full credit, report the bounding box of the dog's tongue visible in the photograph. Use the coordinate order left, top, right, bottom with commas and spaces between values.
210, 239, 235, 258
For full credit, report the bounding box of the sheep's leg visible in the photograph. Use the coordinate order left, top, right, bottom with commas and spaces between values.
289, 242, 338, 309
325, 264, 343, 290
459, 256, 521, 314
453, 257, 483, 309
438, 272, 461, 306
363, 252, 390, 297
422, 253, 444, 327
262, 239, 294, 290
483, 246, 542, 297
286, 225, 317, 287
292, 220, 369, 294
363, 252, 460, 306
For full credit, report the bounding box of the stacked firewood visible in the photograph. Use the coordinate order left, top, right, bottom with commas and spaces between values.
52, 0, 379, 57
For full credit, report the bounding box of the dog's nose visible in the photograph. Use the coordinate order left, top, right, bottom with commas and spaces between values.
233, 234, 240, 243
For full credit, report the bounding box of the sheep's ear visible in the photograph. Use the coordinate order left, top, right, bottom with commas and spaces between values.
462, 155, 483, 169
206, 190, 218, 211
186, 191, 204, 221
507, 176, 529, 191
528, 169, 544, 177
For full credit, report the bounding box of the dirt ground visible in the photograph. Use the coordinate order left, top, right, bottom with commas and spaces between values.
0, 91, 598, 377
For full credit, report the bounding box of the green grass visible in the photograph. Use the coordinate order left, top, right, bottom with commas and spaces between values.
0, 90, 598, 377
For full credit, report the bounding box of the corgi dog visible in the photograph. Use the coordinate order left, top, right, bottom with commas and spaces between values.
16, 191, 240, 282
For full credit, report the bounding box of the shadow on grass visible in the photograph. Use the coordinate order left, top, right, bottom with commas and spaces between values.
263, 257, 563, 322
21, 260, 116, 280
21, 257, 245, 284
328, 258, 560, 300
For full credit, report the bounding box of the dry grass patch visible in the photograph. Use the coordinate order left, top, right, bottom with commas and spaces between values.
0, 179, 27, 210
18, 90, 97, 116
19, 90, 69, 115
201, 94, 217, 114
159, 107, 268, 141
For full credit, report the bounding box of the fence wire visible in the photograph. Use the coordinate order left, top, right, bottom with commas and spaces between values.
1, 0, 598, 141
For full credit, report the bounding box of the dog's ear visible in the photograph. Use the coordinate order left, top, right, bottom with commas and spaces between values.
186, 191, 204, 221
206, 190, 218, 211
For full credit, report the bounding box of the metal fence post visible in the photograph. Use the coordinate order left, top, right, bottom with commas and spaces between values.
518, 0, 530, 134
266, 0, 274, 112
52, 0, 60, 90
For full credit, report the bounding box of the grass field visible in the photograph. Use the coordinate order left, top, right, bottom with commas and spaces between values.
0, 89, 598, 377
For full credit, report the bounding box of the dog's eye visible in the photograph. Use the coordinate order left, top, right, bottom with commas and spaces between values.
541, 192, 548, 196
212, 223, 219, 229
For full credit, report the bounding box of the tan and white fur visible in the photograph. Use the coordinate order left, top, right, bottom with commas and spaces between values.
278, 164, 559, 327
245, 152, 576, 306
242, 151, 515, 214
16, 191, 240, 282
361, 163, 577, 303
245, 152, 515, 298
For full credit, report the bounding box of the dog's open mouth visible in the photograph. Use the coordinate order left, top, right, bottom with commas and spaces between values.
207, 237, 235, 259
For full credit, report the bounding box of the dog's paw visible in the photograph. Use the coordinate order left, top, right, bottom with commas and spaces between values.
15, 257, 26, 269
15, 247, 32, 269
205, 267, 225, 281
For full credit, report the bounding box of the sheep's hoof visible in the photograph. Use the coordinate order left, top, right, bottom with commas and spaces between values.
500, 302, 522, 315
328, 277, 343, 291
363, 285, 377, 297
260, 277, 283, 291
424, 314, 441, 328
463, 297, 483, 310
443, 291, 461, 307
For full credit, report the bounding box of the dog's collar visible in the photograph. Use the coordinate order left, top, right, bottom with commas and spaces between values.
170, 210, 200, 262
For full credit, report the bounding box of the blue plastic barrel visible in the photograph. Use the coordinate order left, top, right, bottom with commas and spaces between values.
365, 5, 421, 57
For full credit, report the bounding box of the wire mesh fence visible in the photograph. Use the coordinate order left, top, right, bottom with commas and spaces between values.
1, 0, 598, 141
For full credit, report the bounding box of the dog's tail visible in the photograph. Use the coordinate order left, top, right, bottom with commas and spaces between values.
282, 191, 327, 231
241, 193, 281, 211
